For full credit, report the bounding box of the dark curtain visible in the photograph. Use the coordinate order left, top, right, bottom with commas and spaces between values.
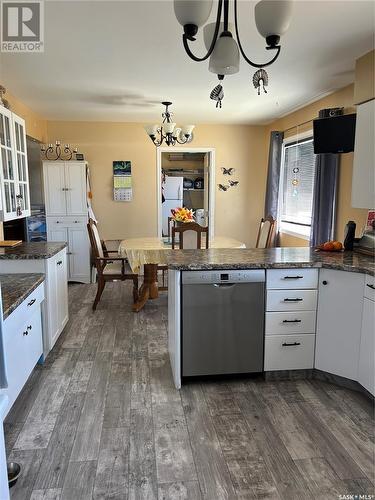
264, 131, 284, 219
310, 153, 340, 246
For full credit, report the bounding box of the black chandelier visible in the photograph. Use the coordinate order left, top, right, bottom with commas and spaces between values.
174, 0, 293, 105
144, 102, 195, 147
41, 140, 79, 161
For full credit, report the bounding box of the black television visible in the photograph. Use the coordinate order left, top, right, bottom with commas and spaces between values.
313, 114, 356, 154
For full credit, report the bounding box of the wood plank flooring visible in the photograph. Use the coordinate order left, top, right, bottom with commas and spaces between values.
4, 282, 375, 500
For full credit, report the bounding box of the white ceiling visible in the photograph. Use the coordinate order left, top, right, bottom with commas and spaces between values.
0, 0, 374, 124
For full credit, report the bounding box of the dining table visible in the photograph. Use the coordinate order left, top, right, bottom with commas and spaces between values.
118, 236, 246, 312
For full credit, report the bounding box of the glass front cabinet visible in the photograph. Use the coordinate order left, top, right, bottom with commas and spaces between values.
0, 105, 30, 221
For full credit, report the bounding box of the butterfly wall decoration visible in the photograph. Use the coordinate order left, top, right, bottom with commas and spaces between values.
218, 184, 230, 192
221, 167, 235, 176
228, 180, 239, 187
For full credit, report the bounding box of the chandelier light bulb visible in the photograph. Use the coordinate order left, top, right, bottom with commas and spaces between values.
144, 124, 158, 137
209, 34, 240, 75
174, 0, 213, 28
254, 0, 293, 45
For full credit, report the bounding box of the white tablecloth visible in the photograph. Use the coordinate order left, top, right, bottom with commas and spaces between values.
118, 236, 245, 273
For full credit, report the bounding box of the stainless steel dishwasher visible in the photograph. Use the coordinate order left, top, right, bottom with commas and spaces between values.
182, 270, 265, 377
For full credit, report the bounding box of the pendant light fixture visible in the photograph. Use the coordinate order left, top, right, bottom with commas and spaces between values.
174, 0, 293, 106
144, 102, 195, 147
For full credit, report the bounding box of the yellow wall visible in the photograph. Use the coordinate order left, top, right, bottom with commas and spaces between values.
265, 84, 369, 247
46, 121, 267, 247
6, 91, 47, 143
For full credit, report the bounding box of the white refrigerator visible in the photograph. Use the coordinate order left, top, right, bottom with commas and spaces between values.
162, 176, 183, 236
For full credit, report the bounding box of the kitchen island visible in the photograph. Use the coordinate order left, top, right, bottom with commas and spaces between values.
167, 247, 374, 393
0, 242, 68, 358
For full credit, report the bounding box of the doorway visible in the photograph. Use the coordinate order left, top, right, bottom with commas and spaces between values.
156, 147, 215, 238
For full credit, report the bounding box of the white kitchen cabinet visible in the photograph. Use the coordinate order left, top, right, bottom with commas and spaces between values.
43, 161, 88, 216
0, 248, 69, 358
46, 250, 69, 350
44, 161, 90, 283
47, 217, 90, 283
351, 99, 375, 209
358, 297, 375, 396
315, 269, 364, 381
2, 282, 44, 415
0, 396, 9, 500
0, 105, 30, 221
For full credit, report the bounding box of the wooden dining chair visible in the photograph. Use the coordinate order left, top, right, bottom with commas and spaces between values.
87, 219, 138, 310
255, 216, 276, 248
172, 222, 209, 249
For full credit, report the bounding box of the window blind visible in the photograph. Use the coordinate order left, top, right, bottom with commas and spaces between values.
280, 138, 316, 227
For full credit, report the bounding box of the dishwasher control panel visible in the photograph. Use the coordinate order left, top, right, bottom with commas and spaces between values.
182, 269, 265, 284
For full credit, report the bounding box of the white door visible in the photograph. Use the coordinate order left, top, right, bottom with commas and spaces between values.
68, 226, 90, 283
56, 252, 68, 334
315, 269, 364, 380
43, 162, 66, 216
358, 297, 375, 395
12, 114, 30, 217
65, 162, 87, 216
203, 153, 210, 226
164, 176, 183, 200
47, 224, 69, 277
0, 107, 18, 220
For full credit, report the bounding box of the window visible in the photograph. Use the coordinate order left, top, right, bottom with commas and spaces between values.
279, 137, 316, 239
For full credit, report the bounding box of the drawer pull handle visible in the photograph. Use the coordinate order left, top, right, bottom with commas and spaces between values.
282, 319, 302, 323
27, 299, 36, 306
282, 342, 301, 347
56, 221, 60, 223
67, 252, 73, 255
366, 284, 375, 290
322, 280, 328, 285
57, 260, 62, 265
283, 276, 303, 280
283, 298, 303, 302
74, 220, 79, 223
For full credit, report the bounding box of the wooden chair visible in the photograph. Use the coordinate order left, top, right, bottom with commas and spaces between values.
87, 219, 138, 310
172, 222, 209, 249
256, 216, 276, 248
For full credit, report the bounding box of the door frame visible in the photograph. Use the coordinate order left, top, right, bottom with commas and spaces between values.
156, 147, 216, 239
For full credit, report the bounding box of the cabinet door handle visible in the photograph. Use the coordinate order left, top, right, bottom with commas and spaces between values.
282, 319, 302, 323
282, 342, 301, 347
56, 220, 60, 224
283, 276, 303, 280
366, 284, 375, 290
57, 260, 63, 265
74, 220, 79, 223
27, 325, 32, 330
23, 330, 28, 336
67, 252, 73, 255
27, 299, 36, 306
283, 298, 303, 302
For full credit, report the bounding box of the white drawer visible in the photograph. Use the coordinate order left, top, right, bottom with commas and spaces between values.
3, 307, 43, 413
364, 275, 375, 302
267, 289, 317, 312
264, 334, 315, 371
47, 216, 87, 228
4, 282, 44, 333
266, 269, 318, 290
265, 311, 316, 335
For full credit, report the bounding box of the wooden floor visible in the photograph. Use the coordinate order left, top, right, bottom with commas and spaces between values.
4, 282, 375, 500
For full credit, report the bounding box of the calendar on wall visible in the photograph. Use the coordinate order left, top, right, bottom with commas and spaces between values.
113, 161, 132, 202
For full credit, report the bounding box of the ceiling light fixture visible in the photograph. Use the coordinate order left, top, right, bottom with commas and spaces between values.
174, 0, 293, 106
144, 102, 195, 147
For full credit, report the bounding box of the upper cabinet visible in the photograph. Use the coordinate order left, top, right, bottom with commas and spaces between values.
0, 106, 30, 221
43, 161, 87, 216
351, 99, 375, 209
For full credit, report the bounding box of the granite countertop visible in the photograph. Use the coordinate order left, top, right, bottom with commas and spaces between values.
164, 247, 375, 276
0, 242, 67, 260
1, 274, 45, 320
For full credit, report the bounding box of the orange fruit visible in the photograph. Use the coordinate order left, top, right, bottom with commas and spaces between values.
323, 242, 335, 251
332, 241, 343, 251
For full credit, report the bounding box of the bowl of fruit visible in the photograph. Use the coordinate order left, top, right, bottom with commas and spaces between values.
315, 240, 344, 252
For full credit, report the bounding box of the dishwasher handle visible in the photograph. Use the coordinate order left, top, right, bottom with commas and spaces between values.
213, 283, 236, 288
